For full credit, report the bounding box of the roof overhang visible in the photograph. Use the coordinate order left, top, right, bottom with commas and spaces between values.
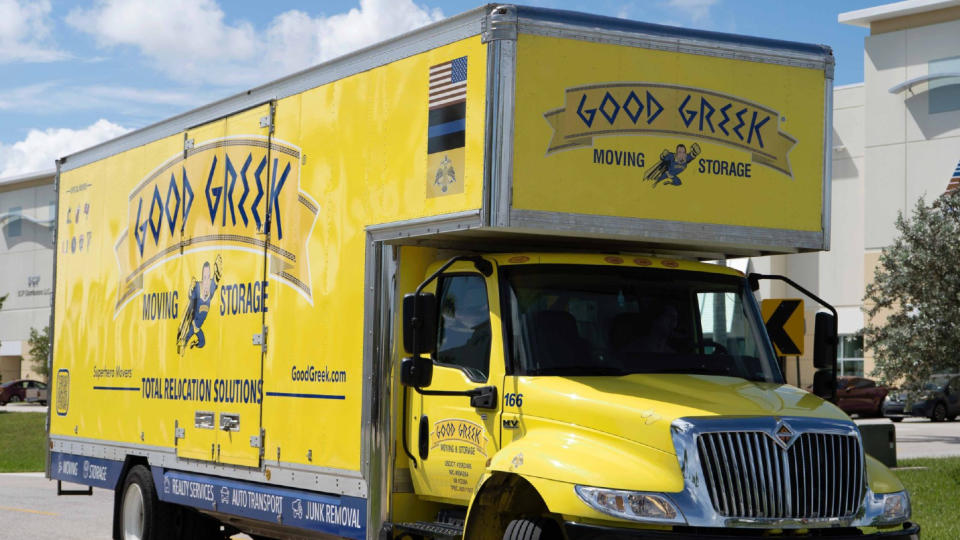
839, 0, 960, 27
0, 168, 56, 188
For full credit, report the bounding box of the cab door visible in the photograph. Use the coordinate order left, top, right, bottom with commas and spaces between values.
407, 265, 504, 503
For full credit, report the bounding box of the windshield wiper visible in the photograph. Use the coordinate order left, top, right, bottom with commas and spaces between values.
531, 366, 628, 376
639, 366, 734, 376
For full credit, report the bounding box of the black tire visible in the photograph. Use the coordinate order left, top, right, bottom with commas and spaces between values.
117, 465, 174, 540
504, 517, 562, 540
890, 417, 903, 422
931, 403, 947, 422
948, 415, 958, 422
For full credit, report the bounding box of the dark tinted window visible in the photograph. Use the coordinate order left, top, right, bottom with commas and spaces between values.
501, 265, 780, 382
435, 275, 491, 381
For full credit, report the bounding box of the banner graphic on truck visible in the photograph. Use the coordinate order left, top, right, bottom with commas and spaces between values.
544, 83, 797, 178
154, 468, 366, 539
427, 56, 467, 197
113, 136, 319, 315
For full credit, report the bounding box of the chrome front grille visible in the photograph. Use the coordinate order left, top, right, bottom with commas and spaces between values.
696, 431, 864, 519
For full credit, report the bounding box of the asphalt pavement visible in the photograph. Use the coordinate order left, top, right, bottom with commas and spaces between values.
0, 473, 113, 540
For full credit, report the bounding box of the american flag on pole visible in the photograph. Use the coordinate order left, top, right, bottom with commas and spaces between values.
946, 159, 960, 195
427, 56, 467, 197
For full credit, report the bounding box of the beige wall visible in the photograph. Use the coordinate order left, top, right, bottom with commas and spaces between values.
0, 175, 55, 383
754, 12, 960, 382
863, 17, 960, 249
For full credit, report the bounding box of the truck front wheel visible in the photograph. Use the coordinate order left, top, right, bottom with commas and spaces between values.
503, 518, 562, 540
118, 465, 173, 540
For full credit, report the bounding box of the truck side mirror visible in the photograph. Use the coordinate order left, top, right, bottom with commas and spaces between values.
813, 312, 837, 369
400, 356, 434, 388
812, 312, 837, 402
403, 293, 437, 355
812, 369, 836, 402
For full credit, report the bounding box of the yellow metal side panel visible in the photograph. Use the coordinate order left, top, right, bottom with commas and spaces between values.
52, 107, 279, 467
259, 37, 486, 474
512, 34, 826, 232
51, 134, 184, 447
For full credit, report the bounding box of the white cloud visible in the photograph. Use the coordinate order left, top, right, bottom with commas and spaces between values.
0, 0, 68, 62
0, 83, 218, 123
0, 120, 130, 177
68, 0, 444, 86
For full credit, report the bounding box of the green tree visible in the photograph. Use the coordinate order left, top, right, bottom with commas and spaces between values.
863, 190, 960, 389
28, 326, 51, 380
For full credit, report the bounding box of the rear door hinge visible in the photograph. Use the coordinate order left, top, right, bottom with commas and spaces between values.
252, 326, 268, 353
250, 428, 265, 458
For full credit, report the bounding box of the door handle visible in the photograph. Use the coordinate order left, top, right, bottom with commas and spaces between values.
469, 386, 498, 409
418, 415, 429, 460
220, 413, 240, 432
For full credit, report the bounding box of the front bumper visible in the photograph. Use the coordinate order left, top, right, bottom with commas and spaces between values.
565, 521, 920, 540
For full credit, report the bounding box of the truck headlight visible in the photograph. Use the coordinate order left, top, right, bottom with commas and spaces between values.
575, 485, 685, 524
879, 491, 910, 525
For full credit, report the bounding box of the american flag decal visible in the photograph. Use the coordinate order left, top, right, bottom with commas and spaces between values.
947, 159, 960, 194
428, 56, 467, 154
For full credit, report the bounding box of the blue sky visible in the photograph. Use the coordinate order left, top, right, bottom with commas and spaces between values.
0, 0, 881, 176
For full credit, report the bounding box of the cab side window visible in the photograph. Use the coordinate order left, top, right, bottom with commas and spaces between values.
435, 275, 491, 382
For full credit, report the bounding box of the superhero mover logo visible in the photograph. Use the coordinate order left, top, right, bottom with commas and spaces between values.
177, 255, 222, 355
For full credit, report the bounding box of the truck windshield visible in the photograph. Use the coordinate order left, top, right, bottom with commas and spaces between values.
501, 265, 782, 383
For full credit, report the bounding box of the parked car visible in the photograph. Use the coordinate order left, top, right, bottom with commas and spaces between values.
0, 379, 48, 406
883, 374, 960, 422
836, 376, 889, 417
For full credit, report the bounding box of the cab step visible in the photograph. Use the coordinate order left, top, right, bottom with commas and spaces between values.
393, 521, 463, 539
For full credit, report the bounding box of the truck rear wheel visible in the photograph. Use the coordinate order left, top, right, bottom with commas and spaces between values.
503, 518, 562, 540
119, 465, 173, 540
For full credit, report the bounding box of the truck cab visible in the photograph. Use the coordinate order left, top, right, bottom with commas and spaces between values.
397, 251, 917, 539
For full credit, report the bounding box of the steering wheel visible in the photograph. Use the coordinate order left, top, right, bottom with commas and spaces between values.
701, 339, 728, 355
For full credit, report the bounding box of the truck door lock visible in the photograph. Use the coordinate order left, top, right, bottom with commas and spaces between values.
220, 413, 240, 432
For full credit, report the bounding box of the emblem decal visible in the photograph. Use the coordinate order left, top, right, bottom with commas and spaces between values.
771, 420, 797, 449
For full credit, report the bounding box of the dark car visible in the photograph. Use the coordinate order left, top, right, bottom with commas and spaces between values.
0, 379, 48, 406
836, 376, 889, 417
883, 374, 960, 422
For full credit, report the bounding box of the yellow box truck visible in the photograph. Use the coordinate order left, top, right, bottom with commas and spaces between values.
48, 5, 919, 539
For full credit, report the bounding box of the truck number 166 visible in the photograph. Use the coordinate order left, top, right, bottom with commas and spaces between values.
504, 393, 524, 407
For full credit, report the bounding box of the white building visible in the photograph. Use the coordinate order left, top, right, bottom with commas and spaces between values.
756, 0, 960, 385
0, 169, 56, 382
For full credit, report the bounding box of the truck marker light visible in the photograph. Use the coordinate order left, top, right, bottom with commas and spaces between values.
604, 256, 623, 264
661, 260, 679, 268
633, 258, 652, 266
508, 256, 529, 263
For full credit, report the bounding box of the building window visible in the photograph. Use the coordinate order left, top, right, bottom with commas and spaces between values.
929, 56, 960, 114
6, 206, 22, 237
839, 334, 864, 377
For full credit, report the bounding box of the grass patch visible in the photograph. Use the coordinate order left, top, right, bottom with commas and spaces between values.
0, 412, 46, 472
895, 457, 960, 538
